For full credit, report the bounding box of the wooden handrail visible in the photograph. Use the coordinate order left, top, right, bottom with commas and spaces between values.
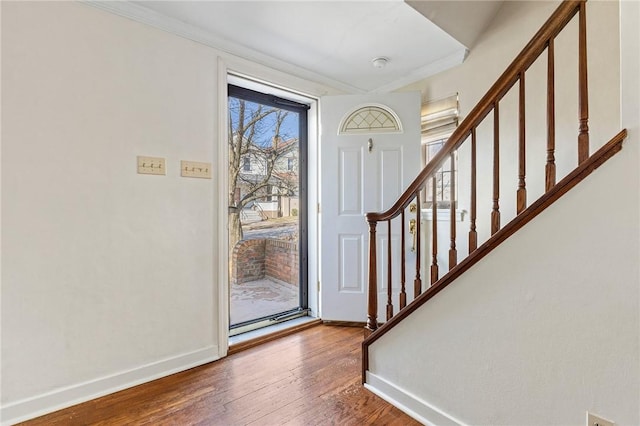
364, 0, 589, 336
366, 0, 583, 224
363, 129, 628, 381
361, 0, 630, 391
362, 0, 627, 392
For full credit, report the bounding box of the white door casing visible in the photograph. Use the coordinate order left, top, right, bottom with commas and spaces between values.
320, 93, 421, 322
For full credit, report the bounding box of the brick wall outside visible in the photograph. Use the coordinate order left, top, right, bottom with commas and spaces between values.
232, 239, 266, 284
265, 239, 298, 286
232, 238, 299, 286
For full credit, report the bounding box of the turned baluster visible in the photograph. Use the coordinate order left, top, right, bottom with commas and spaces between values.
449, 153, 457, 269
578, 1, 589, 164
399, 210, 406, 309
414, 193, 422, 297
517, 71, 527, 214
430, 177, 439, 284
546, 38, 556, 191
469, 128, 478, 253
366, 221, 378, 333
386, 219, 393, 320
492, 101, 501, 235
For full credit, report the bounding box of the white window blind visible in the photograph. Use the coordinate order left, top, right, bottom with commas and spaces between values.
421, 93, 459, 144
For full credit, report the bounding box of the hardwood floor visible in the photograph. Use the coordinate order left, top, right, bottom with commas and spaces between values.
20, 325, 420, 425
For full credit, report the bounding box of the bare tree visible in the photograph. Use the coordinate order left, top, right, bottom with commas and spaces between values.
228, 98, 298, 249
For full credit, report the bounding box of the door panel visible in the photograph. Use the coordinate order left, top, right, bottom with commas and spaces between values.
379, 147, 402, 211
338, 234, 364, 293
320, 93, 421, 322
339, 147, 364, 216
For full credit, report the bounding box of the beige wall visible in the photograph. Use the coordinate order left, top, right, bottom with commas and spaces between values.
1, 1, 220, 418
0, 2, 332, 422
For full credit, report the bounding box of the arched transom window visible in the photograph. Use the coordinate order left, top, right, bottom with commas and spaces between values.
339, 104, 402, 134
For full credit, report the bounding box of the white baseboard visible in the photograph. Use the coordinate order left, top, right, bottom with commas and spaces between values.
1, 346, 219, 425
365, 371, 466, 426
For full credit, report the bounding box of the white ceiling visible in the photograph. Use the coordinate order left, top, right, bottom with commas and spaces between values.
407, 1, 504, 50
124, 1, 502, 93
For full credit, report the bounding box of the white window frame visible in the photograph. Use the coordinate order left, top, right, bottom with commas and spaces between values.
420, 94, 459, 209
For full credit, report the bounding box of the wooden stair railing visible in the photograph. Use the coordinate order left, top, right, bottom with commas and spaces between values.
362, 0, 628, 380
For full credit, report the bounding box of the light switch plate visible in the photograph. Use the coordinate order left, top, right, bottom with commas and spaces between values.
137, 156, 166, 175
587, 412, 614, 426
181, 160, 212, 179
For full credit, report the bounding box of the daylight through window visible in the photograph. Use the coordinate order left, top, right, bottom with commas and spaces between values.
421, 94, 459, 208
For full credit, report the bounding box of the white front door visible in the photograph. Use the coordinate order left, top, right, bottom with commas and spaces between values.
320, 93, 421, 322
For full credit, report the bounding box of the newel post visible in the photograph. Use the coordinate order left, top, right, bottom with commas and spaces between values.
365, 220, 378, 335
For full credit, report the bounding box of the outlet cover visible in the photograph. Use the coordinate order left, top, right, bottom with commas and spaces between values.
587, 412, 614, 426
137, 156, 166, 175
181, 160, 212, 179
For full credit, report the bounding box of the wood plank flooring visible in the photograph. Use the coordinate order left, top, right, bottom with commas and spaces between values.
20, 325, 420, 425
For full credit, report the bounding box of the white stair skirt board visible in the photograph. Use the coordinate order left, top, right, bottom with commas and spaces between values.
365, 371, 465, 426
1, 346, 219, 425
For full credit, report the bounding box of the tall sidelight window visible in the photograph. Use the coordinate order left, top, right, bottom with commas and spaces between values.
227, 82, 310, 336
421, 94, 459, 208
424, 138, 456, 208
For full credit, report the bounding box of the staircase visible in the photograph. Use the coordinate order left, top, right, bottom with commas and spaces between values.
362, 0, 629, 418
240, 208, 264, 224
241, 203, 269, 224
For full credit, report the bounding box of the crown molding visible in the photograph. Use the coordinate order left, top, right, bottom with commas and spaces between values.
83, 1, 365, 94
371, 49, 468, 94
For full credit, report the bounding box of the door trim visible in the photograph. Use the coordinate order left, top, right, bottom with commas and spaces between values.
217, 65, 321, 357
227, 82, 310, 326
217, 58, 230, 357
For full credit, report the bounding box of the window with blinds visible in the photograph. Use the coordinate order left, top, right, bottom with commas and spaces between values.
421, 94, 459, 208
